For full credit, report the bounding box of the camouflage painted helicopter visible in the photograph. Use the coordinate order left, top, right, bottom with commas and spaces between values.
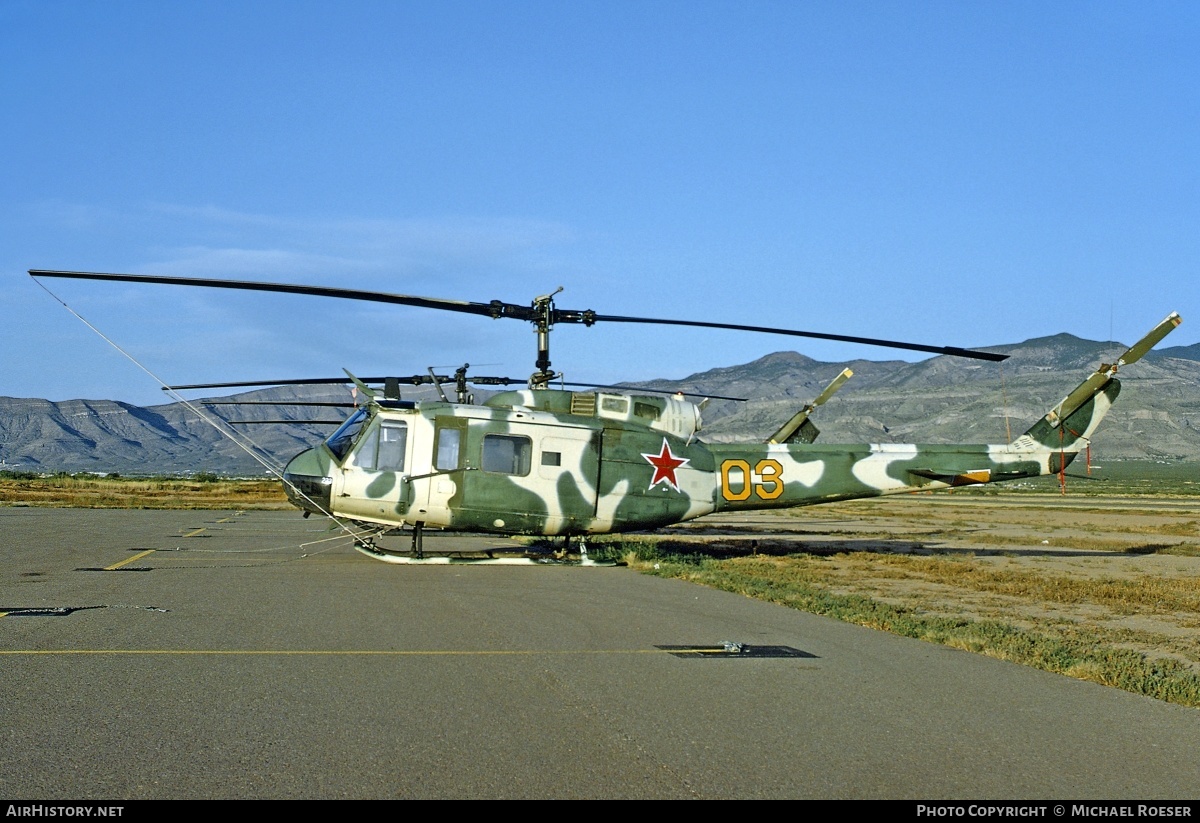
30, 270, 1182, 563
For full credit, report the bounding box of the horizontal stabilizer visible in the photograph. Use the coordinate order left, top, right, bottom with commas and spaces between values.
908, 468, 992, 486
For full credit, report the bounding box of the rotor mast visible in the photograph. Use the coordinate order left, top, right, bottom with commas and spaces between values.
531, 287, 563, 388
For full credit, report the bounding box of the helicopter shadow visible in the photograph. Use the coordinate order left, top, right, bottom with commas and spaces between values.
637, 530, 1175, 560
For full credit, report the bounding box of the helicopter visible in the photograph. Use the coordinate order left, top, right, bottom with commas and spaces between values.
29, 269, 1182, 563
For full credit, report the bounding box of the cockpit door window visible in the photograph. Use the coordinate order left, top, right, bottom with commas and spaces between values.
351, 420, 408, 472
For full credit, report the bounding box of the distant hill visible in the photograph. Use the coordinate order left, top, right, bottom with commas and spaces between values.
616, 332, 1200, 459
0, 385, 367, 475
2, 332, 1198, 474
1151, 341, 1200, 363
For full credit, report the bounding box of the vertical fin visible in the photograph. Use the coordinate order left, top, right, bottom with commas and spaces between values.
1014, 312, 1181, 451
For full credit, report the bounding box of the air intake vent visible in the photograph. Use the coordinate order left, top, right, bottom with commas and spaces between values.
570, 392, 597, 416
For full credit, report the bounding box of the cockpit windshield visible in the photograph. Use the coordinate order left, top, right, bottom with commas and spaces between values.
324, 408, 367, 461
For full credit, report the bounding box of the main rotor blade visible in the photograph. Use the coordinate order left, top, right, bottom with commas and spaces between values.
31, 269, 1008, 361
165, 375, 741, 400
29, 270, 517, 320
201, 400, 355, 407
163, 375, 526, 391
224, 420, 346, 425
591, 314, 1008, 362
164, 377, 409, 391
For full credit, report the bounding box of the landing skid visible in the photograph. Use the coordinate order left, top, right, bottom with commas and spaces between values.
352, 531, 620, 566
351, 544, 619, 565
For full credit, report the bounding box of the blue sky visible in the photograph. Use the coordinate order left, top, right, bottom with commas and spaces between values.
3, 1, 1197, 407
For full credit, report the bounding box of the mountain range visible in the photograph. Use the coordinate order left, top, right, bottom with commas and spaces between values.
2, 334, 1198, 475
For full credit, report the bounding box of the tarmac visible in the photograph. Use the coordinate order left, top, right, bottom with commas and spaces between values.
3, 507, 1199, 799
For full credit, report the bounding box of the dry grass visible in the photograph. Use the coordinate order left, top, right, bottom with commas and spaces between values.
807, 553, 1200, 614
594, 490, 1200, 706
625, 551, 1200, 706
0, 475, 290, 509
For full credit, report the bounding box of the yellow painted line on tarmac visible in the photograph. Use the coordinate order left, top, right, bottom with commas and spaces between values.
0, 648, 672, 657
182, 528, 207, 538
105, 549, 156, 571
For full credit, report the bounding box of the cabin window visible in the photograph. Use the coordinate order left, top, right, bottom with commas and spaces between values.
634, 401, 661, 421
376, 422, 408, 472
600, 396, 629, 414
482, 434, 532, 476
541, 451, 562, 467
354, 420, 407, 472
435, 427, 461, 471
325, 408, 367, 461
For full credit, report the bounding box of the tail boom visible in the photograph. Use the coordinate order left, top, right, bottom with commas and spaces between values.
710, 312, 1180, 512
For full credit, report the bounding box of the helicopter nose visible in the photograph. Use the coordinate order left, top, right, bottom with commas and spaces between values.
282, 447, 333, 515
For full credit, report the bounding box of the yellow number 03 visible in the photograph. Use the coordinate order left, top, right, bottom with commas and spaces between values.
720, 459, 784, 501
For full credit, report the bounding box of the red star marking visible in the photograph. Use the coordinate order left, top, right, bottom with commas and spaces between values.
642, 439, 689, 492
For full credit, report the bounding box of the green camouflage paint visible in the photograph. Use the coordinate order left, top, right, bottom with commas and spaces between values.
278, 313, 1181, 542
